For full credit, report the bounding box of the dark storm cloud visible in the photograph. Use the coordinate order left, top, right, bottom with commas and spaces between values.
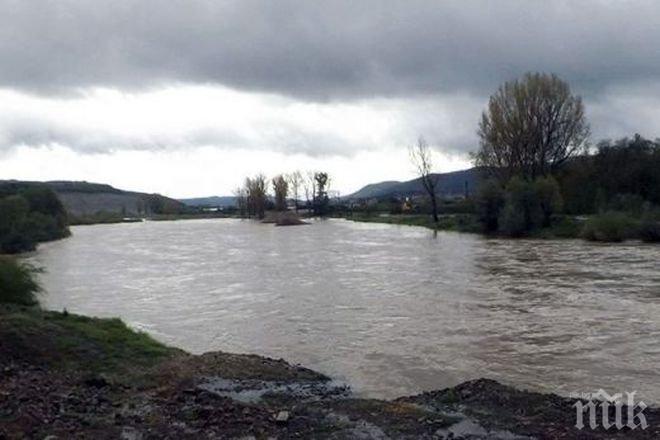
1, 0, 660, 158
1, 0, 659, 99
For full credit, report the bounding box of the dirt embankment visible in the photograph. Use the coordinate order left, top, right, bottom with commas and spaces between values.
1, 307, 659, 439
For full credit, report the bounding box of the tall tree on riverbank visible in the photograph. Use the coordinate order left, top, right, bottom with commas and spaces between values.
474, 72, 590, 183
409, 137, 440, 223
313, 172, 330, 216
304, 171, 317, 212
272, 175, 289, 211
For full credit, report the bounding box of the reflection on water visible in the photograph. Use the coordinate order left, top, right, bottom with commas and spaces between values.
30, 219, 660, 401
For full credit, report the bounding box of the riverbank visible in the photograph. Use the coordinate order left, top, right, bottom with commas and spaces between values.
69, 212, 233, 225
340, 212, 660, 243
2, 305, 658, 439
340, 213, 585, 239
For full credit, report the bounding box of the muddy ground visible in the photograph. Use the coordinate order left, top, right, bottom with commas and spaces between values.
2, 307, 659, 439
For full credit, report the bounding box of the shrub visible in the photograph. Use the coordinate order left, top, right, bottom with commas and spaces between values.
478, 176, 564, 236
546, 216, 582, 238
0, 257, 42, 306
498, 202, 528, 237
639, 221, 660, 242
534, 176, 563, 227
639, 211, 660, 243
498, 177, 544, 236
581, 211, 636, 242
606, 193, 646, 215
475, 179, 505, 232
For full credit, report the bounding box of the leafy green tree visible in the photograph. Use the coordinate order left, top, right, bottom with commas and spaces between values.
475, 72, 590, 182
0, 195, 33, 253
0, 186, 70, 253
0, 195, 29, 235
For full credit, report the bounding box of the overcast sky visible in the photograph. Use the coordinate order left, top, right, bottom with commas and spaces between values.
1, 0, 659, 197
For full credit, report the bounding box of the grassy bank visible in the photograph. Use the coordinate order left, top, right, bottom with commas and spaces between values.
341, 212, 580, 239
342, 211, 660, 242
0, 305, 180, 375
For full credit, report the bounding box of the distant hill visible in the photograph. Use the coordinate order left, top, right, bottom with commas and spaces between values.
0, 180, 185, 217
179, 196, 237, 208
346, 168, 480, 200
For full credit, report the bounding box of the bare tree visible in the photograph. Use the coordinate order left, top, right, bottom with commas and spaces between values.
474, 72, 590, 182
286, 171, 303, 212
232, 186, 247, 217
271, 175, 289, 211
409, 136, 440, 223
304, 171, 317, 212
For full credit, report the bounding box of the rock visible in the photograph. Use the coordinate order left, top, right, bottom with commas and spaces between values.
274, 411, 290, 424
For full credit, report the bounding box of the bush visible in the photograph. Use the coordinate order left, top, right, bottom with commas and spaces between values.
498, 202, 528, 237
581, 211, 636, 242
0, 257, 42, 306
477, 176, 564, 236
546, 215, 582, 238
535, 176, 563, 227
639, 211, 660, 243
498, 177, 544, 236
475, 179, 505, 232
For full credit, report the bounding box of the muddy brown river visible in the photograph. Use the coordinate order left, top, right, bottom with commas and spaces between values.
30, 218, 660, 402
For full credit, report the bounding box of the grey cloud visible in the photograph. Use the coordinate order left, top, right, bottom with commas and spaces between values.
1, 0, 660, 100
0, 105, 372, 157
1, 0, 660, 158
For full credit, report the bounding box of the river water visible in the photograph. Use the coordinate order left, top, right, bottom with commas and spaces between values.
30, 218, 660, 401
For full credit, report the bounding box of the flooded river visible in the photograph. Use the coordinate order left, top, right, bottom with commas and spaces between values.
30, 218, 660, 401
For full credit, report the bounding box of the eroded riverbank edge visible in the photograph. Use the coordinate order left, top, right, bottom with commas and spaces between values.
1, 306, 659, 439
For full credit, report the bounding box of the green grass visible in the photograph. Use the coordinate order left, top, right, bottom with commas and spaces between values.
581, 211, 638, 242
529, 216, 583, 239
0, 306, 181, 374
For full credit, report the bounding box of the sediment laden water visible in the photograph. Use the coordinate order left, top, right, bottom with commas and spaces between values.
30, 218, 660, 402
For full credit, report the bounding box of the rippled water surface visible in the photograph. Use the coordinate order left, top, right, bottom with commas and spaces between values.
31, 219, 660, 401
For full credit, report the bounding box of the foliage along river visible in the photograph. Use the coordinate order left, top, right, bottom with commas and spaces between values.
30, 218, 660, 402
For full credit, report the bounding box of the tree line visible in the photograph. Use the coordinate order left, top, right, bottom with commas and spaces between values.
234, 171, 332, 219
408, 72, 659, 241
0, 184, 70, 253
